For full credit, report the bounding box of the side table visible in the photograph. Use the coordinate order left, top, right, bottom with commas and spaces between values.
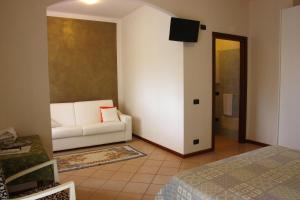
0, 135, 54, 187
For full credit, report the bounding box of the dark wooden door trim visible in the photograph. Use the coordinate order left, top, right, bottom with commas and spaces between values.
212, 32, 248, 150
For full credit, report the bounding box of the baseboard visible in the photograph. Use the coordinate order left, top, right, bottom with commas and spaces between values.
133, 134, 213, 158
246, 139, 270, 147
183, 148, 214, 158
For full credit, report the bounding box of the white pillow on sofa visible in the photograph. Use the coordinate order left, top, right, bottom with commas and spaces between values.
100, 107, 120, 122
51, 119, 61, 128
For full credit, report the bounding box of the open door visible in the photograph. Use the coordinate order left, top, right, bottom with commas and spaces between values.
212, 32, 248, 150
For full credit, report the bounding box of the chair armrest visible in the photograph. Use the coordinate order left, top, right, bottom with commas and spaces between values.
118, 112, 132, 141
10, 181, 76, 200
6, 160, 59, 184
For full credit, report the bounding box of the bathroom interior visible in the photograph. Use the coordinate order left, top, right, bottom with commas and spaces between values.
214, 39, 240, 140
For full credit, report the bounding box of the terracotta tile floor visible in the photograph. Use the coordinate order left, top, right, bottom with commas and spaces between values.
57, 135, 261, 200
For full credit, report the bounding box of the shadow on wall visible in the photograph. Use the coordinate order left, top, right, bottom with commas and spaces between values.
294, 0, 300, 6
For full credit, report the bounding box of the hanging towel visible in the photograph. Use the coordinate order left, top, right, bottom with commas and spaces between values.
223, 93, 233, 116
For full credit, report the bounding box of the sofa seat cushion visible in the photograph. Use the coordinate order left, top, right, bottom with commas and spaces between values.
52, 126, 83, 139
82, 122, 125, 136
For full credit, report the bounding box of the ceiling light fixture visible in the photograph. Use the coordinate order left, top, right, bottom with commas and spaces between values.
80, 0, 99, 5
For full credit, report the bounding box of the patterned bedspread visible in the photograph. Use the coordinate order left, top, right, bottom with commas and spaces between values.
156, 146, 300, 200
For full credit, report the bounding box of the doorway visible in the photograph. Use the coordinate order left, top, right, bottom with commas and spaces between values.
212, 32, 247, 149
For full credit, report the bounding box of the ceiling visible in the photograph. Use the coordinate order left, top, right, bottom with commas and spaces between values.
47, 0, 146, 19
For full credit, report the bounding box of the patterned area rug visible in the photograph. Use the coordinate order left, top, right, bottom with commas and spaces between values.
55, 145, 146, 172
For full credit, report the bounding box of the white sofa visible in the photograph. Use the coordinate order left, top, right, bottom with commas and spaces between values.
50, 100, 132, 151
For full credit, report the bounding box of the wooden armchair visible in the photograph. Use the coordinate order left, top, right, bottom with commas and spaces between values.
0, 160, 76, 200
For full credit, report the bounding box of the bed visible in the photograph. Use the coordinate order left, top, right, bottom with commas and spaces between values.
156, 146, 300, 200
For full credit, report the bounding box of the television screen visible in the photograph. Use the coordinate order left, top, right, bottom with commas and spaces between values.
169, 17, 200, 42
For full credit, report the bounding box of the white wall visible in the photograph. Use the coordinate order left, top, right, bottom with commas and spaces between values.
279, 5, 300, 150
121, 0, 250, 154
180, 0, 249, 154
120, 6, 184, 154
248, 0, 292, 145
138, 0, 249, 154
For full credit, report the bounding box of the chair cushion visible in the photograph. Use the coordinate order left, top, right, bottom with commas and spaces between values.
52, 126, 83, 139
0, 169, 8, 200
74, 100, 114, 125
82, 122, 125, 136
50, 103, 76, 126
11, 183, 69, 200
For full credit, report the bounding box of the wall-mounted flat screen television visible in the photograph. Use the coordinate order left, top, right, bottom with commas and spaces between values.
169, 17, 200, 42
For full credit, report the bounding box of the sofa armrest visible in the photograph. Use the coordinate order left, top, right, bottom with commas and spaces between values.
118, 112, 132, 141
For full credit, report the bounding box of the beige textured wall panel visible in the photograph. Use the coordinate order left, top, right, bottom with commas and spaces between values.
48, 17, 118, 105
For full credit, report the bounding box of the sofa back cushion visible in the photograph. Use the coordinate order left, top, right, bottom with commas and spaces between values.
74, 100, 114, 125
50, 103, 76, 126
